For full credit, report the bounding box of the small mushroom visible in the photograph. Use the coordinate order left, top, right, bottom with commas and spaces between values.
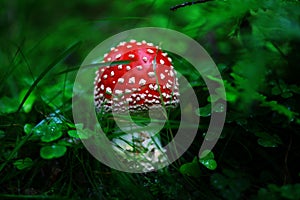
94, 40, 180, 171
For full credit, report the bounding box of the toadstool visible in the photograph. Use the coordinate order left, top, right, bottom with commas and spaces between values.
94, 40, 179, 170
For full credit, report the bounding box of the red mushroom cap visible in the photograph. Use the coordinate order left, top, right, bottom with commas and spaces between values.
94, 40, 179, 113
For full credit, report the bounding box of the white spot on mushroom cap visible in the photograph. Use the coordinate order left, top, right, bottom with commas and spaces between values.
128, 54, 135, 58
118, 65, 122, 69
160, 59, 165, 65
139, 78, 146, 86
111, 71, 115, 76
142, 57, 147, 62
147, 49, 154, 54
115, 90, 123, 95
129, 77, 135, 84
149, 84, 154, 90
166, 83, 172, 89
125, 89, 131, 94
126, 66, 131, 70
103, 74, 108, 79
160, 73, 165, 80
148, 72, 155, 77
118, 78, 124, 83
106, 87, 112, 94
115, 54, 121, 59
148, 84, 158, 91
119, 41, 126, 46
137, 65, 142, 70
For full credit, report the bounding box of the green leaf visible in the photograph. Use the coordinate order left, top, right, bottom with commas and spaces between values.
271, 86, 281, 95
258, 184, 300, 200
179, 157, 201, 177
281, 92, 293, 99
32, 111, 66, 142
210, 173, 228, 190
57, 139, 78, 147
280, 184, 300, 199
200, 159, 217, 170
67, 130, 79, 138
24, 124, 34, 135
207, 94, 221, 103
212, 102, 225, 113
290, 85, 300, 94
199, 150, 217, 170
19, 89, 36, 113
255, 132, 282, 147
0, 130, 5, 139
200, 150, 215, 159
211, 170, 250, 199
261, 100, 296, 120
40, 129, 63, 142
0, 96, 19, 114
75, 124, 92, 139
13, 157, 33, 170
196, 104, 211, 117
40, 144, 67, 159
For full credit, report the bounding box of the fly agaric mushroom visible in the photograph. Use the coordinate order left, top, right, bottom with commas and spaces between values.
94, 40, 179, 170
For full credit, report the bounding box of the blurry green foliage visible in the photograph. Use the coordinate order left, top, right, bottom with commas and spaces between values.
255, 132, 282, 147
258, 184, 300, 200
13, 157, 33, 170
210, 169, 251, 200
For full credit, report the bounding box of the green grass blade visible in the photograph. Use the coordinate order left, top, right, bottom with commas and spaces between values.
17, 41, 82, 112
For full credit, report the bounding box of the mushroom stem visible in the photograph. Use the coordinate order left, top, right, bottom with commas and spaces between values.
112, 112, 168, 171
